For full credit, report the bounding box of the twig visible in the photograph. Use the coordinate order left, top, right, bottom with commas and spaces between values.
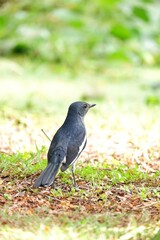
41, 129, 51, 142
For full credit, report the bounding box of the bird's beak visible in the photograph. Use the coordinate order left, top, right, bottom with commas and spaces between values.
89, 103, 96, 108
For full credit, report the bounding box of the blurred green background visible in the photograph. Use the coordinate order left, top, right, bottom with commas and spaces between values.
0, 0, 160, 120
0, 0, 159, 66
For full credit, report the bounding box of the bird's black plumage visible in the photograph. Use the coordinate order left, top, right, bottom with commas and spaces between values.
34, 101, 96, 188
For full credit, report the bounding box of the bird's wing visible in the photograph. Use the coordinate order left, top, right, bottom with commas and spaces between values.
61, 132, 87, 172
47, 127, 66, 162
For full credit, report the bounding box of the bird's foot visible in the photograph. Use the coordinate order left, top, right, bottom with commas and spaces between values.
51, 182, 57, 189
73, 183, 79, 191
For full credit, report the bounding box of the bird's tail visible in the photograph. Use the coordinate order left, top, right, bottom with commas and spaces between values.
33, 162, 60, 188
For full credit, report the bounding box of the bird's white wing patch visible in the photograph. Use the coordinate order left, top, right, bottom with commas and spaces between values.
78, 135, 87, 154
61, 135, 87, 172
62, 156, 66, 164
71, 134, 87, 165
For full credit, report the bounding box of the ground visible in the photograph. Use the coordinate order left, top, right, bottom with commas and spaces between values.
0, 61, 160, 239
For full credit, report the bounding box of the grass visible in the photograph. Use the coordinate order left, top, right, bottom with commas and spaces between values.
0, 58, 160, 239
0, 213, 158, 240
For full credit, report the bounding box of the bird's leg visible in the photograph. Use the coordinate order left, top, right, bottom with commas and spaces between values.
71, 164, 78, 189
51, 182, 56, 189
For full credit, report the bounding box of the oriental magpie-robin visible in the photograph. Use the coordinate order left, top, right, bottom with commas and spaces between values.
33, 101, 96, 188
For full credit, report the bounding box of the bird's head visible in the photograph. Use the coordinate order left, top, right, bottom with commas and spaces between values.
69, 101, 96, 117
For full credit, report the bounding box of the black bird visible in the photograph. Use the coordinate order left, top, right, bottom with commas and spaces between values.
34, 101, 96, 188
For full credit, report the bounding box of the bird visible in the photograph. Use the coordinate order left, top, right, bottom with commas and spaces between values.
33, 101, 96, 188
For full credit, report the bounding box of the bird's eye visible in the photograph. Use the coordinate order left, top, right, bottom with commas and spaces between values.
83, 104, 87, 109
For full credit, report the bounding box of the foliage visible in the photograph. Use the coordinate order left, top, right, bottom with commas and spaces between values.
0, 0, 160, 67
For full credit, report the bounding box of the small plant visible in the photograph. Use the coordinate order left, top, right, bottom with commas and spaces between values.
106, 164, 150, 185
0, 146, 47, 177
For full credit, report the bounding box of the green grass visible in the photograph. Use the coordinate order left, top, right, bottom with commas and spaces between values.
1, 149, 159, 187
0, 210, 159, 240
0, 147, 47, 176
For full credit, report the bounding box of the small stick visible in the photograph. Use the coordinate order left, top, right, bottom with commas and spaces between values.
41, 129, 51, 142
